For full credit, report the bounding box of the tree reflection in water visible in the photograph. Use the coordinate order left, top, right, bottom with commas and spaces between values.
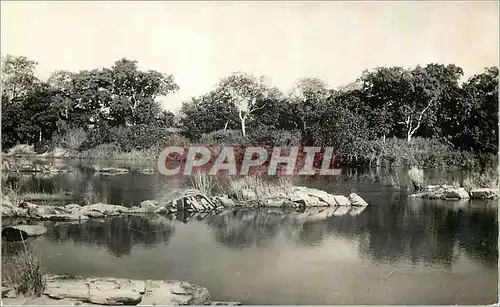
204, 203, 497, 268
38, 201, 497, 268
44, 215, 175, 257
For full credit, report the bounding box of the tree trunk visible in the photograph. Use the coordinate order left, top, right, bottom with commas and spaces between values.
241, 118, 246, 137
238, 110, 246, 137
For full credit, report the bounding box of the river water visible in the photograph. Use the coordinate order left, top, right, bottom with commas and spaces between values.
2, 163, 498, 304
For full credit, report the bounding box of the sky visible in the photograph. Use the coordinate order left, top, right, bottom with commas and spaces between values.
1, 1, 498, 112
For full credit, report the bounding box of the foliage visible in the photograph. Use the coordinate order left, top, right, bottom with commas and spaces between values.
200, 129, 249, 145
1, 54, 497, 169
247, 126, 302, 147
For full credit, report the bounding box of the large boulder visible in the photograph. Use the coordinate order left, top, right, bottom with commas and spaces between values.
469, 188, 498, 199
2, 225, 47, 241
348, 193, 370, 207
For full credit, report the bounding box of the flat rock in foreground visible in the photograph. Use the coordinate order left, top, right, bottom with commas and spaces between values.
9, 274, 213, 305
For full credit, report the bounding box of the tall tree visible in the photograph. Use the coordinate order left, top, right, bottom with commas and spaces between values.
108, 58, 179, 127
217, 72, 270, 137
1, 55, 39, 102
461, 67, 499, 154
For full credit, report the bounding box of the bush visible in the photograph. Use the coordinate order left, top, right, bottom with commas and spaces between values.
373, 137, 477, 168
53, 128, 87, 151
201, 129, 249, 145
247, 126, 302, 147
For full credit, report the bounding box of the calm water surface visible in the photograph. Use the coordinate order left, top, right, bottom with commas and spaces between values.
2, 163, 498, 305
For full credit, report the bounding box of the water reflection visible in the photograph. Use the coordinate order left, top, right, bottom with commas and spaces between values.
44, 215, 175, 257
27, 202, 497, 269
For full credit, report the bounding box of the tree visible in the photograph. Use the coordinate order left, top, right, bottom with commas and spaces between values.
1, 55, 39, 102
461, 67, 499, 154
107, 58, 179, 127
288, 77, 330, 142
179, 92, 239, 141
217, 72, 270, 137
360, 64, 463, 143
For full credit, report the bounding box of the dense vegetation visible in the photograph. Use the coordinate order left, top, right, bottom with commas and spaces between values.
1, 55, 498, 168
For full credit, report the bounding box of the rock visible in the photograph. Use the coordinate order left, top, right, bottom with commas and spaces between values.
39, 214, 89, 221
84, 211, 106, 219
154, 207, 169, 215
409, 185, 471, 200
127, 206, 148, 214
44, 275, 91, 301
82, 203, 129, 215
240, 189, 258, 201
348, 193, 369, 207
139, 280, 211, 305
332, 195, 351, 206
87, 278, 144, 305
470, 188, 498, 199
139, 200, 160, 213
443, 187, 470, 199
214, 195, 235, 207
65, 204, 83, 212
211, 301, 242, 306
93, 166, 130, 174
42, 275, 211, 306
2, 225, 47, 241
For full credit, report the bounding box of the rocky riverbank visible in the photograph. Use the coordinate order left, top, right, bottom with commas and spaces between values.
408, 185, 498, 200
2, 274, 241, 306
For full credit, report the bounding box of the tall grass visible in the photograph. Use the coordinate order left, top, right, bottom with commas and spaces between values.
384, 169, 401, 191
226, 175, 293, 200
83, 181, 99, 205
2, 238, 46, 297
190, 171, 216, 195
3, 181, 23, 207
462, 167, 499, 191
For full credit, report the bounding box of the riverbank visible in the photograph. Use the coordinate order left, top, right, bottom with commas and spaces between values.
2, 274, 231, 306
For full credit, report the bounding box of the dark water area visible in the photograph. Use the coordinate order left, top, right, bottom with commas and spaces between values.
2, 161, 498, 304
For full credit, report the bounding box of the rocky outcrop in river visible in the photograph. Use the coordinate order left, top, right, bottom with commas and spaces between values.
408, 185, 498, 200
2, 186, 370, 223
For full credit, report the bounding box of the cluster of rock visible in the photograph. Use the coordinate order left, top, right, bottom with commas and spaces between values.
220, 186, 370, 208
2, 274, 241, 306
2, 162, 72, 173
87, 165, 156, 175
408, 185, 498, 200
2, 186, 369, 222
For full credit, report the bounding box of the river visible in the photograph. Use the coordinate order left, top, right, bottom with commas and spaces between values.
2, 162, 497, 304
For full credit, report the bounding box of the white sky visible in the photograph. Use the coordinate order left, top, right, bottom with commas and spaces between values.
1, 1, 498, 111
